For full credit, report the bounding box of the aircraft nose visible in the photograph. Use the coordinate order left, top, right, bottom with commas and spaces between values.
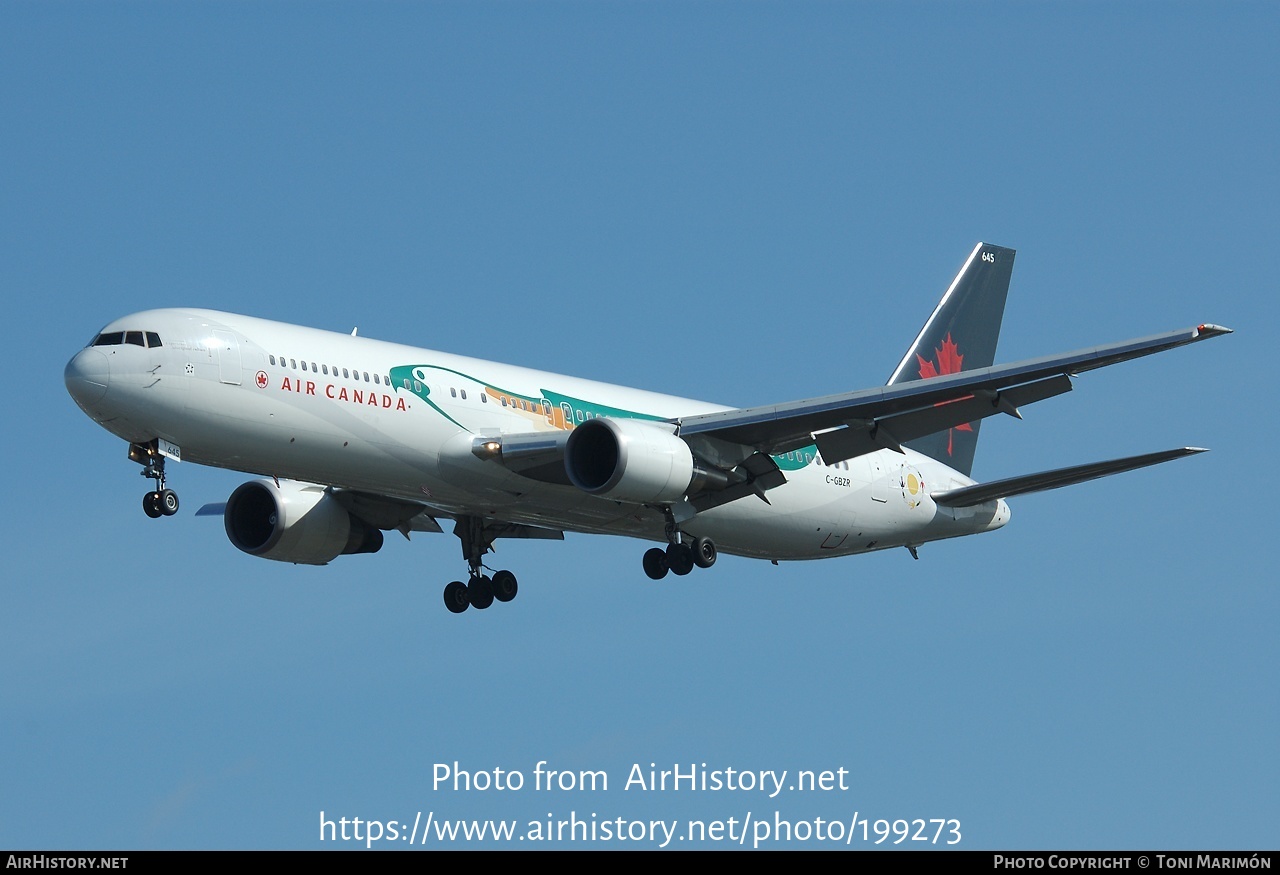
65, 348, 110, 407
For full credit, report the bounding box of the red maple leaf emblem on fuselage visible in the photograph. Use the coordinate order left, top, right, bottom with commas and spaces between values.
916, 332, 972, 457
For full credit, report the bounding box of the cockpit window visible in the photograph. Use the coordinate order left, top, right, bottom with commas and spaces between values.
91, 330, 163, 348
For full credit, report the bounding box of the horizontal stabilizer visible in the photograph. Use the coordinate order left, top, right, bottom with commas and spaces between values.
931, 447, 1207, 507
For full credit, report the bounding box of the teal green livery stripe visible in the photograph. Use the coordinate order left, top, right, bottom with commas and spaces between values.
388, 363, 816, 470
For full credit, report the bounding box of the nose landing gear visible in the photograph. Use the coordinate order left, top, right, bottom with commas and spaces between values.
131, 441, 179, 518
142, 488, 180, 518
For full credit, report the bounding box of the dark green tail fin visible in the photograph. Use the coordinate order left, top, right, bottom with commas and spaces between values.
886, 242, 1015, 476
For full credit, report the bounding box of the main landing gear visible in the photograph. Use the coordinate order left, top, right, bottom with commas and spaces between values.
443, 569, 517, 614
442, 516, 519, 615
130, 441, 179, 519
642, 511, 717, 580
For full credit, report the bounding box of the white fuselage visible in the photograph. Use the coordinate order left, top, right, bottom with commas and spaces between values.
65, 309, 1009, 561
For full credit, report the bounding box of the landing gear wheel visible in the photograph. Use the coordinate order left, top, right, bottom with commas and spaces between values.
443, 580, 470, 614
643, 547, 670, 580
692, 536, 717, 569
492, 570, 518, 603
159, 489, 179, 516
468, 575, 495, 610
666, 543, 694, 576
143, 491, 163, 518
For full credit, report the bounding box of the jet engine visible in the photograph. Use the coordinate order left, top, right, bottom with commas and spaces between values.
223, 479, 384, 565
565, 418, 700, 504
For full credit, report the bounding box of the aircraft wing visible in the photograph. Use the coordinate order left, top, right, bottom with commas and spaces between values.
199, 488, 564, 540
674, 324, 1231, 463
326, 490, 564, 541
196, 490, 447, 533
930, 447, 1207, 507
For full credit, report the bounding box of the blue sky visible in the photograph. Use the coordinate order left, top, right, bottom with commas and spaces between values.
2, 1, 1275, 850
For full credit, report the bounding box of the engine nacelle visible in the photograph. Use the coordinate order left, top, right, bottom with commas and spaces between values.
565, 418, 695, 504
223, 479, 384, 565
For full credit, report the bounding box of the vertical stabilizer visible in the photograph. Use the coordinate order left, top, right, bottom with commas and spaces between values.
886, 242, 1015, 476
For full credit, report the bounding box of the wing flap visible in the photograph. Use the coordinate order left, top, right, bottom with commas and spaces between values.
815, 373, 1073, 464
677, 324, 1230, 455
471, 520, 565, 541
331, 489, 445, 532
931, 447, 1207, 507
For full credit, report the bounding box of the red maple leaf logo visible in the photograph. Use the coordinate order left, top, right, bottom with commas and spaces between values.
915, 333, 972, 457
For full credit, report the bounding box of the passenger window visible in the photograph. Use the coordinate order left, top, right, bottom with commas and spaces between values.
322, 364, 329, 375
146, 332, 162, 348
363, 372, 369, 382
450, 388, 457, 398
373, 374, 380, 385
460, 389, 467, 400
270, 355, 276, 365
312, 363, 318, 373
480, 394, 487, 403
343, 369, 349, 379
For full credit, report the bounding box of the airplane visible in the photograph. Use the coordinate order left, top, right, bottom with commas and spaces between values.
64, 243, 1230, 614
